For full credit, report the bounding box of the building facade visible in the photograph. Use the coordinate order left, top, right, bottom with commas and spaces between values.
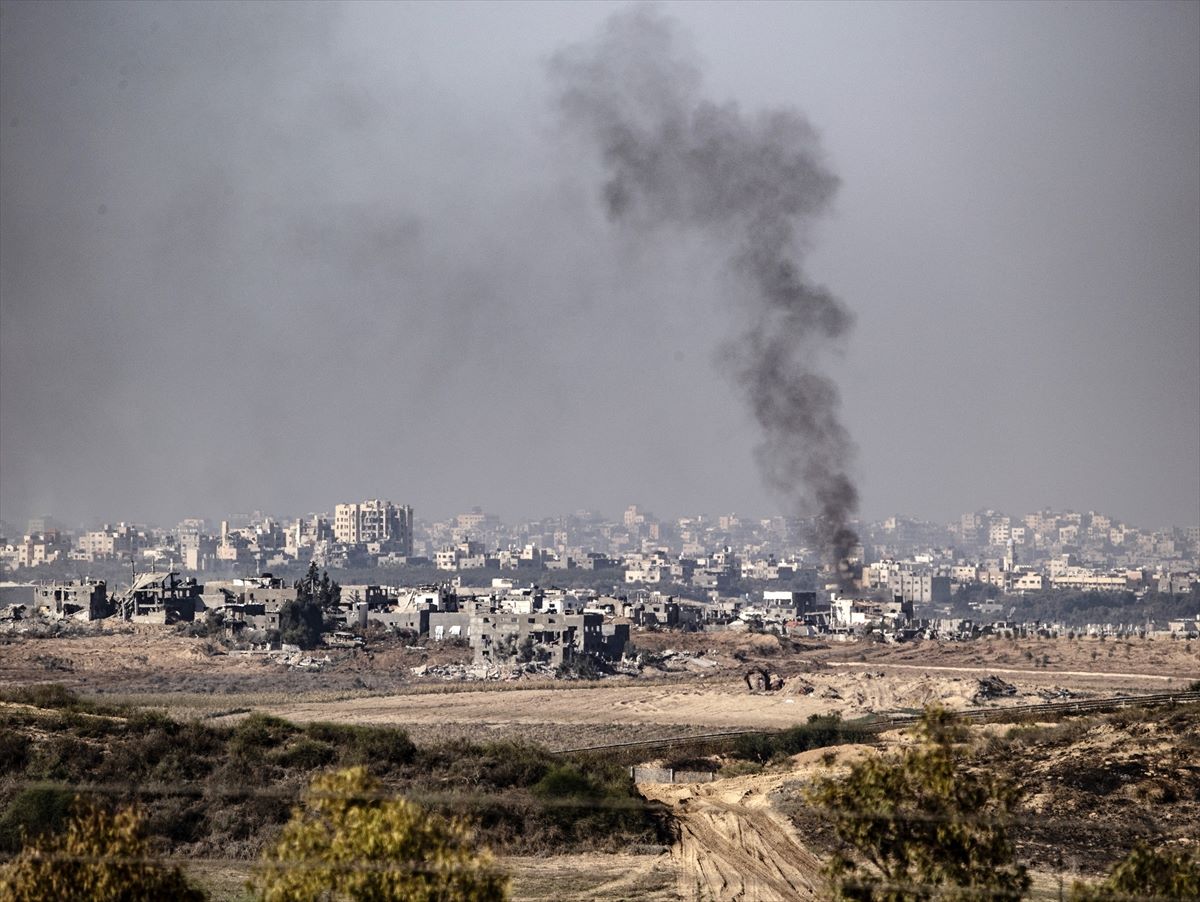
333, 500, 413, 555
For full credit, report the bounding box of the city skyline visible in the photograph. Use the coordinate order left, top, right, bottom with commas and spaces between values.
5, 497, 1196, 539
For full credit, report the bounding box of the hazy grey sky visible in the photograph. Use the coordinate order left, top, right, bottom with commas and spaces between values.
2, 1, 1197, 530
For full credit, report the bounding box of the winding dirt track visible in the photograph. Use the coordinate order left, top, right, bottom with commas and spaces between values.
640, 774, 823, 901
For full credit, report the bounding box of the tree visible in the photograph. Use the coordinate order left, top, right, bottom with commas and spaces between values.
295, 560, 341, 612
252, 766, 508, 902
277, 597, 324, 649
0, 801, 206, 902
810, 706, 1029, 902
1070, 842, 1200, 901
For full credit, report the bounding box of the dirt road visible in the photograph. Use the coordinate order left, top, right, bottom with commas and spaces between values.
826, 660, 1198, 682
640, 772, 824, 901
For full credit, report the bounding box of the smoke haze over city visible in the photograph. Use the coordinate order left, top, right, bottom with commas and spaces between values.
2, 1, 1197, 530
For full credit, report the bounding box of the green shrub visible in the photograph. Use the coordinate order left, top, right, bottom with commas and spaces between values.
464, 742, 550, 790
27, 735, 103, 782
776, 714, 869, 755
0, 684, 115, 715
303, 722, 416, 770
556, 655, 602, 680
732, 715, 872, 764
1071, 841, 1200, 900
228, 714, 297, 761
142, 796, 208, 845
250, 766, 507, 902
46, 710, 123, 740
532, 765, 595, 800
0, 684, 79, 710
0, 802, 206, 902
425, 739, 552, 792
0, 731, 31, 771
1, 702, 660, 859
811, 707, 1029, 901
272, 737, 337, 770
0, 785, 77, 852
733, 733, 776, 764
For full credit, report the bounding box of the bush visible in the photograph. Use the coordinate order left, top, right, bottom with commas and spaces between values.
1, 700, 659, 860
0, 786, 76, 852
555, 655, 603, 680
179, 610, 224, 639
271, 737, 337, 770
0, 801, 206, 901
94, 717, 223, 785
251, 766, 507, 902
776, 714, 871, 755
532, 765, 595, 800
26, 735, 103, 782
733, 733, 777, 764
303, 722, 416, 771
427, 739, 552, 793
810, 706, 1029, 901
1070, 842, 1200, 900
731, 715, 872, 764
434, 740, 550, 791
0, 684, 111, 715
1, 684, 76, 710
0, 731, 31, 771
229, 714, 298, 762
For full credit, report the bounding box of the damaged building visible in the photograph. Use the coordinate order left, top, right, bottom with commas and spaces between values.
200, 573, 297, 632
114, 571, 203, 624
33, 579, 108, 621
471, 610, 628, 666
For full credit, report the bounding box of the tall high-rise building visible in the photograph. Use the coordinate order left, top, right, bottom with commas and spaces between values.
333, 500, 413, 555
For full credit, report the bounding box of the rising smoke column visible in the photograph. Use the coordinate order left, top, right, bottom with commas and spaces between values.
551, 5, 859, 574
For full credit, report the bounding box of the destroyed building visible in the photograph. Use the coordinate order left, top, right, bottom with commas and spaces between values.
471, 610, 628, 666
115, 571, 202, 624
762, 590, 819, 618
829, 596, 914, 634
200, 573, 296, 630
33, 579, 108, 621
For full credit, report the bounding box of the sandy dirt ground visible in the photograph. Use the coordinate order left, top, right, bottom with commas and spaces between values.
504, 852, 678, 901
0, 624, 474, 696
3, 628, 1195, 748
244, 660, 1195, 744
812, 634, 1200, 676
640, 769, 826, 901
187, 852, 680, 902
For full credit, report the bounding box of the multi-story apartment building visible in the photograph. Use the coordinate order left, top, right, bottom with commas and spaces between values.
74, 523, 149, 562
987, 521, 1011, 546
333, 500, 413, 555
12, 532, 69, 568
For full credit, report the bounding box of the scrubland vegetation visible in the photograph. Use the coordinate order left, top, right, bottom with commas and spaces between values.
0, 684, 665, 866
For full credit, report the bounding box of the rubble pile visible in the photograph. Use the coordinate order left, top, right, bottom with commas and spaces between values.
279, 652, 332, 671
743, 667, 786, 692
409, 661, 561, 682
649, 649, 721, 673
972, 675, 1019, 703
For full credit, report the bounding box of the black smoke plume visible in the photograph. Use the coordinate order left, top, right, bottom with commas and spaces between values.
551, 5, 859, 577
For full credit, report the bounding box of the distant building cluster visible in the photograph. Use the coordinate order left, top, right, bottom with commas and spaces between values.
17, 572, 636, 668
17, 567, 1199, 670
1, 503, 1197, 616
